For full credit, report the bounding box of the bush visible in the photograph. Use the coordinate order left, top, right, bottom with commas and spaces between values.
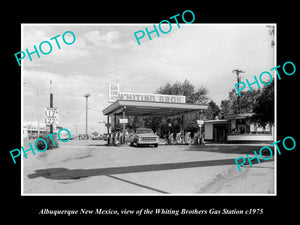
36, 134, 59, 151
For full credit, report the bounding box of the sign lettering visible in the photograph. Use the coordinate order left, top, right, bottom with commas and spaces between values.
44, 107, 59, 125
108, 84, 186, 103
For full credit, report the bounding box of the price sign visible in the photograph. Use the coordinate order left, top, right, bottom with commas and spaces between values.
197, 120, 204, 125
119, 118, 128, 124
44, 107, 59, 125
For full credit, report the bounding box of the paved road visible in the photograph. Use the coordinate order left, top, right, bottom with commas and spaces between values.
22, 139, 275, 195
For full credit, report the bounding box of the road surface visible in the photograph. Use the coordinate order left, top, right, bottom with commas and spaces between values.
22, 139, 275, 195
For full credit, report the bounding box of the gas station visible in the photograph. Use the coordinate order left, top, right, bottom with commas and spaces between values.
102, 85, 208, 145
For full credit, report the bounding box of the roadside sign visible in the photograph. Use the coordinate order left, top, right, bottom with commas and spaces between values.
44, 107, 59, 125
108, 84, 186, 104
119, 118, 128, 124
197, 120, 204, 125
108, 84, 120, 103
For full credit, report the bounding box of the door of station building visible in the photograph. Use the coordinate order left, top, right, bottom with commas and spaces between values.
213, 124, 227, 143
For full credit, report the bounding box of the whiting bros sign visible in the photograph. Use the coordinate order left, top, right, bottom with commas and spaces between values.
108, 84, 186, 104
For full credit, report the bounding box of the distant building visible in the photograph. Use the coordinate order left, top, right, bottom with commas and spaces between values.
204, 113, 274, 143
23, 121, 63, 139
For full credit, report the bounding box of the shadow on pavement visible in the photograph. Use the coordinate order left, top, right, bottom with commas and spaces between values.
27, 158, 271, 180
187, 144, 274, 155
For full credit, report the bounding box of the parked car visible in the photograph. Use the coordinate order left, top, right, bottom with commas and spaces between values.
130, 128, 159, 147
103, 133, 108, 141
59, 129, 70, 141
91, 132, 100, 140
78, 134, 89, 140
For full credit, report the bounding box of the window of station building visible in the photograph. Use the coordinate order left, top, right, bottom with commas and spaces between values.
227, 119, 272, 135
250, 122, 272, 135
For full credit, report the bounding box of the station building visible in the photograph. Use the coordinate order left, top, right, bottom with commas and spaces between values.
204, 113, 274, 143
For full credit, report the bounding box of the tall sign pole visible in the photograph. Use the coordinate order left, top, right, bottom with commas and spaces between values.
50, 80, 53, 134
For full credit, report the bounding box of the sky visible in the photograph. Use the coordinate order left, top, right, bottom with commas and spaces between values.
22, 23, 275, 135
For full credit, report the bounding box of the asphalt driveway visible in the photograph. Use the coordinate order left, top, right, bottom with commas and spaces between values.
22, 139, 275, 195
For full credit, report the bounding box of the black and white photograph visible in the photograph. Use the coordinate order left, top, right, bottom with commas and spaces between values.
21, 23, 276, 195
4, 4, 298, 220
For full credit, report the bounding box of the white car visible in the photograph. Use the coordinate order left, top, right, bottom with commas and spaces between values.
130, 128, 159, 147
91, 132, 100, 140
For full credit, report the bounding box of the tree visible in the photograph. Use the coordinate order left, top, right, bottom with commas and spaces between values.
144, 117, 162, 133
220, 88, 260, 116
204, 100, 220, 120
219, 83, 274, 127
267, 25, 275, 48
250, 82, 274, 126
220, 99, 230, 119
156, 79, 210, 134
157, 79, 209, 104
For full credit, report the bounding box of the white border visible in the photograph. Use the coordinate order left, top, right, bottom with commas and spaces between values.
274, 24, 277, 196
21, 23, 277, 196
21, 23, 24, 195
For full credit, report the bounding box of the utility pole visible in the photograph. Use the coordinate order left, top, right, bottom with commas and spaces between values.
232, 69, 245, 113
50, 80, 53, 134
84, 94, 90, 137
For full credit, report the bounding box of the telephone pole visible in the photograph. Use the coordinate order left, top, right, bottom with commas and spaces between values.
232, 69, 245, 113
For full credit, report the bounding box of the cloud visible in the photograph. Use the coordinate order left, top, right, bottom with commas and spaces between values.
22, 24, 275, 128
22, 27, 90, 69
22, 29, 49, 48
83, 30, 117, 43
82, 30, 122, 49
22, 27, 131, 70
23, 69, 108, 132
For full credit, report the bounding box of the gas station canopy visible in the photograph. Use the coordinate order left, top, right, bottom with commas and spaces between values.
102, 100, 208, 117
